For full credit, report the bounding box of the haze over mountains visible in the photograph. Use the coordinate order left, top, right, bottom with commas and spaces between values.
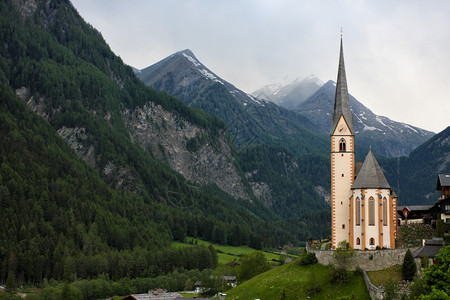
253, 76, 434, 158
136, 49, 433, 159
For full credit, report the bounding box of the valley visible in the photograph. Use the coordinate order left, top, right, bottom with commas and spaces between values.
1, 0, 449, 299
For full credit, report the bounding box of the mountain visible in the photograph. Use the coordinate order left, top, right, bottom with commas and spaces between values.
0, 0, 325, 286
136, 49, 331, 219
381, 126, 450, 205
251, 75, 324, 110
136, 49, 329, 157
295, 80, 434, 158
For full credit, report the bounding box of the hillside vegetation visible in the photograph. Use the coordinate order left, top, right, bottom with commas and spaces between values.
0, 0, 323, 289
225, 261, 370, 300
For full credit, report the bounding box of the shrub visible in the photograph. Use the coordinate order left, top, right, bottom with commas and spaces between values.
296, 252, 318, 266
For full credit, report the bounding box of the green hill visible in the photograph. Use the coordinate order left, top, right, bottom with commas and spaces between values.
225, 261, 370, 300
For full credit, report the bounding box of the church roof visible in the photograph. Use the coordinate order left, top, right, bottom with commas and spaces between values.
352, 149, 391, 189
331, 37, 353, 134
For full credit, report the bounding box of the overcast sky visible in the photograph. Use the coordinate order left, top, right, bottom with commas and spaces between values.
70, 0, 450, 133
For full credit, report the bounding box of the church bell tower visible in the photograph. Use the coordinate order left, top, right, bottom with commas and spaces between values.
331, 37, 355, 249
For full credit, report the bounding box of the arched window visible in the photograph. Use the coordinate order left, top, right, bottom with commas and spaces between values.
339, 139, 346, 152
370, 238, 375, 245
356, 197, 361, 226
383, 197, 387, 226
356, 237, 360, 245
369, 197, 375, 226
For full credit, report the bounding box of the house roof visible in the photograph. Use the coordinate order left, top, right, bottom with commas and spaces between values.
122, 292, 182, 300
331, 37, 353, 135
398, 205, 434, 212
352, 150, 391, 189
437, 174, 450, 190
412, 244, 443, 259
223, 276, 236, 281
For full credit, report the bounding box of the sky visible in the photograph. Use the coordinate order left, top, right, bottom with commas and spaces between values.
70, 0, 450, 133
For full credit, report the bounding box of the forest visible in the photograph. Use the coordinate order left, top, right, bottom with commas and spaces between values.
0, 0, 331, 293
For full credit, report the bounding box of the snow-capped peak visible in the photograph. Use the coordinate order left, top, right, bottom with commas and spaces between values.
181, 52, 224, 85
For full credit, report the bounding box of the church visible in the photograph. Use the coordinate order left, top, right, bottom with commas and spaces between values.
331, 37, 398, 250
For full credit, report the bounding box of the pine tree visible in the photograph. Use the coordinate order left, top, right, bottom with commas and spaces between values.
402, 249, 417, 281
5, 270, 17, 295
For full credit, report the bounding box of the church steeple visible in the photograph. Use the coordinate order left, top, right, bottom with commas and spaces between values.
331, 37, 353, 134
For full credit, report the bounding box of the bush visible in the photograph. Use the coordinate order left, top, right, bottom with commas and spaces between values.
332, 266, 349, 285
296, 252, 318, 266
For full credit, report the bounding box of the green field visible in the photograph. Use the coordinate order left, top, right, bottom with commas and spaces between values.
172, 238, 296, 264
225, 262, 370, 300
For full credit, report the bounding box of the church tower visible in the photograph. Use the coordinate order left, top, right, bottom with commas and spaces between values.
331, 37, 355, 249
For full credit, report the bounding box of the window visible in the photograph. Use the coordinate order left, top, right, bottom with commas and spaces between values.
339, 139, 346, 152
370, 238, 375, 245
356, 238, 360, 245
369, 197, 375, 226
383, 198, 387, 226
356, 197, 361, 226
342, 224, 345, 229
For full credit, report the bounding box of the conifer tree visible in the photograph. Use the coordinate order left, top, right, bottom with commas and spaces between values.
402, 249, 417, 281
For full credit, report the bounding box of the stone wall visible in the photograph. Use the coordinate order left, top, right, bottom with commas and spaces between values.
307, 247, 420, 271
361, 269, 384, 300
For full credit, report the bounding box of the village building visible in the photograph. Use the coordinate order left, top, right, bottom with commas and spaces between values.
396, 174, 450, 226
331, 37, 397, 249
412, 237, 444, 265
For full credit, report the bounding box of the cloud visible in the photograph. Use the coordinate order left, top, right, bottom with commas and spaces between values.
71, 0, 450, 133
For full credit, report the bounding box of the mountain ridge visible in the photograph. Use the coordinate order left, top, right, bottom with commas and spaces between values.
137, 49, 329, 157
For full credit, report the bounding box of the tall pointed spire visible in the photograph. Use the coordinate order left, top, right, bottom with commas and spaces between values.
331, 37, 353, 134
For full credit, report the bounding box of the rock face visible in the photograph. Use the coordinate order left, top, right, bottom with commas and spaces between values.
123, 103, 251, 201
16, 86, 250, 200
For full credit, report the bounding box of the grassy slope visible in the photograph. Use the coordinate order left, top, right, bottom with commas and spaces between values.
367, 265, 403, 287
171, 239, 288, 263
225, 262, 370, 300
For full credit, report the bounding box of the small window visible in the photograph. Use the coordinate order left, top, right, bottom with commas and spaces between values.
370, 238, 375, 245
342, 224, 345, 229
339, 139, 346, 152
356, 238, 360, 245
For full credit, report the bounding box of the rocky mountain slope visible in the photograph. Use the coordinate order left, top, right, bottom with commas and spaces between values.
295, 80, 434, 158
135, 49, 331, 218
7, 0, 250, 201
251, 75, 323, 110
136, 49, 329, 157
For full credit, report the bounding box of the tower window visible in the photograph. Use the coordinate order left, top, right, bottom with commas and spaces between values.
370, 238, 375, 245
356, 237, 360, 245
383, 197, 387, 226
342, 224, 345, 229
339, 139, 346, 152
369, 197, 375, 226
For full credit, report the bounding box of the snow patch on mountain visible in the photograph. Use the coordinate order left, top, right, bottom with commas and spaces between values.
182, 53, 223, 84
